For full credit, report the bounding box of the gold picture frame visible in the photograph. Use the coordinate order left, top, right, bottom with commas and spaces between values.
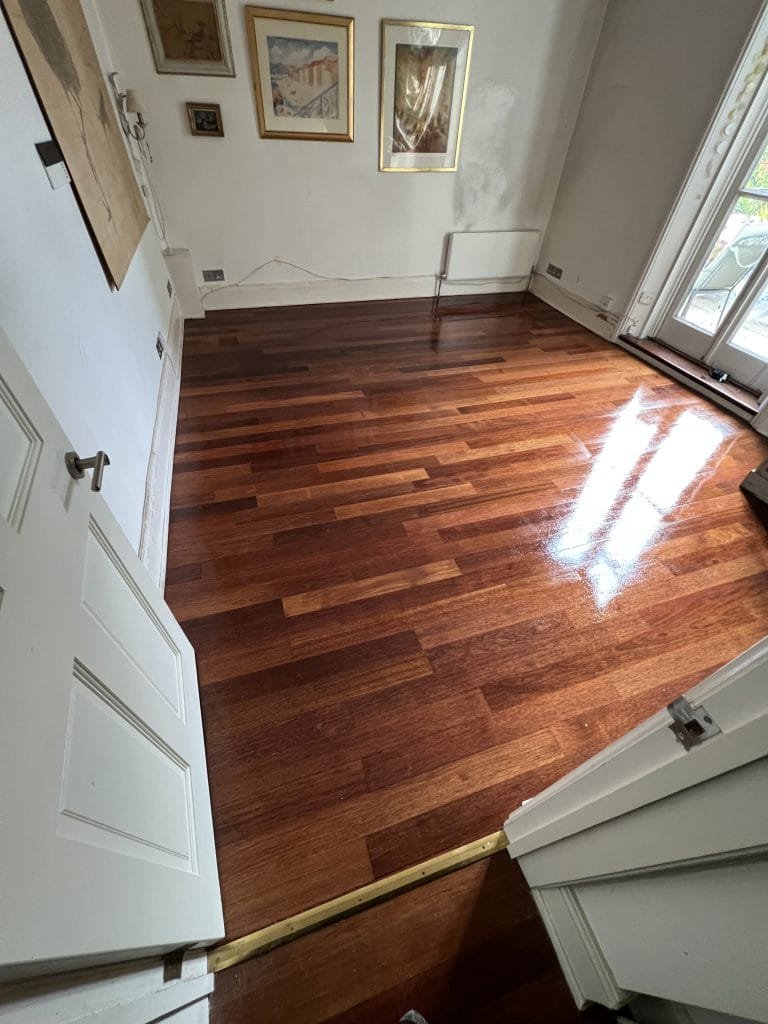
379, 20, 474, 173
187, 102, 224, 136
244, 5, 354, 142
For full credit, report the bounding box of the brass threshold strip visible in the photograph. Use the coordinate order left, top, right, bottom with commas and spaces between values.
208, 830, 508, 973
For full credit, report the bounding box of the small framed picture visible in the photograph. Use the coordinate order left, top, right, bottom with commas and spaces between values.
140, 0, 235, 77
187, 102, 224, 137
244, 5, 354, 142
380, 20, 474, 172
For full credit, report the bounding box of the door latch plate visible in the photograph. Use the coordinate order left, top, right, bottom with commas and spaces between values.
667, 696, 721, 751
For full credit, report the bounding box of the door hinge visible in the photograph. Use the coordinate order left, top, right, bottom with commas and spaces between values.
667, 696, 721, 751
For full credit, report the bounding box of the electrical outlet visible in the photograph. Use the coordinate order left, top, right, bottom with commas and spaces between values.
156, 332, 165, 359
600, 295, 614, 311
202, 268, 225, 282
546, 263, 563, 280
166, 278, 173, 299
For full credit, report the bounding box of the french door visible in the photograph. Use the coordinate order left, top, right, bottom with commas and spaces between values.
658, 131, 768, 394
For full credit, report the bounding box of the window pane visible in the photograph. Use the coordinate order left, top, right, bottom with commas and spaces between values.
728, 276, 768, 358
744, 138, 768, 191
678, 201, 768, 334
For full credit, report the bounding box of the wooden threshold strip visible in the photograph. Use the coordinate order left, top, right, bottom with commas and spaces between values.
208, 831, 508, 973
619, 334, 759, 414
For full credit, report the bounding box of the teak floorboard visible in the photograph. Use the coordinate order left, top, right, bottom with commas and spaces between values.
210, 853, 613, 1024
167, 294, 768, 941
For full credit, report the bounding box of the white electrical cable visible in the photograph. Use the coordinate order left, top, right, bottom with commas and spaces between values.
199, 258, 437, 298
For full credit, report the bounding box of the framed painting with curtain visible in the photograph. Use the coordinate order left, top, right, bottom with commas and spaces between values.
379, 20, 474, 173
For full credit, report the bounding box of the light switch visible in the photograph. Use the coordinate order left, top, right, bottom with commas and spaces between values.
35, 139, 71, 190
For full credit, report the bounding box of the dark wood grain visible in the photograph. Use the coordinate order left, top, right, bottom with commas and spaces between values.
167, 294, 768, 940
210, 853, 613, 1024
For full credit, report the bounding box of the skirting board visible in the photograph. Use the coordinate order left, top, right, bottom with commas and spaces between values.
530, 274, 615, 342
1, 950, 211, 1024
201, 275, 526, 310
139, 297, 183, 590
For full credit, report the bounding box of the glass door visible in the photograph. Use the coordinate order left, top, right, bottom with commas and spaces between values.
658, 136, 768, 394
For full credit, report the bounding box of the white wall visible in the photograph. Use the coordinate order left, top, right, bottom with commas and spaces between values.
533, 0, 762, 338
0, 8, 172, 550
97, 0, 608, 308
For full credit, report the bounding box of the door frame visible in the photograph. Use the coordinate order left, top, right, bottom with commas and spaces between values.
503, 636, 768, 1011
625, 2, 768, 346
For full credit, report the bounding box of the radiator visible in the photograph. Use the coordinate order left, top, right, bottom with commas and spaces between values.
444, 230, 541, 283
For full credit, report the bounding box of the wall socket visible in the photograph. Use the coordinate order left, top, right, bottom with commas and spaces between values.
202, 268, 225, 282
166, 278, 173, 299
546, 263, 563, 280
156, 332, 165, 359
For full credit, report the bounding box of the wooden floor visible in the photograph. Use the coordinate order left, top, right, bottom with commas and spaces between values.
167, 294, 768, 941
210, 852, 612, 1024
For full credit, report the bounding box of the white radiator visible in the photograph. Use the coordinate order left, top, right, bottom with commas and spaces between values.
444, 230, 541, 282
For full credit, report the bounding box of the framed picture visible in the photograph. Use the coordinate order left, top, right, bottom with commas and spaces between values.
139, 0, 235, 77
244, 6, 354, 142
380, 20, 474, 172
187, 102, 224, 136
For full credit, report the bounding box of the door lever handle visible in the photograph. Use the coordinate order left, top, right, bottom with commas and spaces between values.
65, 450, 111, 492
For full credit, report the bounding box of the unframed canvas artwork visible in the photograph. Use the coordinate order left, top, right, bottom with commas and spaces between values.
392, 44, 457, 154
268, 36, 339, 119
3, 0, 148, 286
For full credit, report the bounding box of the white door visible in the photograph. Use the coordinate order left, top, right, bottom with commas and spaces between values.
0, 327, 223, 979
504, 637, 768, 1021
657, 129, 768, 394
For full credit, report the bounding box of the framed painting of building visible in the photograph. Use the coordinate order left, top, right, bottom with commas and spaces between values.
380, 20, 474, 172
245, 6, 354, 142
139, 0, 235, 77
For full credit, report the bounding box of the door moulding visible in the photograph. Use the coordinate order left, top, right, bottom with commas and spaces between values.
625, 1, 768, 340
139, 296, 183, 590
532, 886, 631, 1010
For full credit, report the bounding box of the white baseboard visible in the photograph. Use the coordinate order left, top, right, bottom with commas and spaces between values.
530, 274, 616, 341
139, 297, 183, 591
3, 950, 211, 1024
201, 274, 526, 310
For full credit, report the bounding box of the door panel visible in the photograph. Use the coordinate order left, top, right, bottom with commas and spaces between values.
504, 638, 768, 1020
0, 327, 223, 978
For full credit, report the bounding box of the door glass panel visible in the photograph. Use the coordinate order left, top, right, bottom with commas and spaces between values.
727, 275, 768, 358
677, 200, 768, 334
744, 138, 768, 191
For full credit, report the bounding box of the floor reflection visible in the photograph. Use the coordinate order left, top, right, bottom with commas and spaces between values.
549, 396, 728, 609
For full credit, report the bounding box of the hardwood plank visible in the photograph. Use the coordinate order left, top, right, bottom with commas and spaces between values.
168, 293, 768, 943
334, 482, 476, 520
283, 559, 461, 616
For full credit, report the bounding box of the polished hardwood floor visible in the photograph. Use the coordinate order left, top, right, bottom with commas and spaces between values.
210, 852, 613, 1024
167, 294, 768, 940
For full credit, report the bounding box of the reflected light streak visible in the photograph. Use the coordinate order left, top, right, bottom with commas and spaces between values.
551, 396, 656, 560
551, 403, 727, 610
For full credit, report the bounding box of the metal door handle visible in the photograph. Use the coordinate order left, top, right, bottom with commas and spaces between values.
65, 450, 111, 492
